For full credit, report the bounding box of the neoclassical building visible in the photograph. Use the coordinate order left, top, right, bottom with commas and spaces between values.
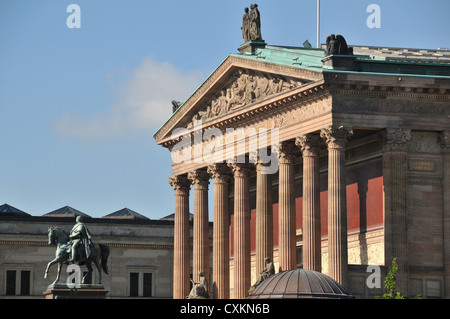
154, 23, 450, 298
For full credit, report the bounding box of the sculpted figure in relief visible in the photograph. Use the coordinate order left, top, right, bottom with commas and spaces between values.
186, 69, 303, 128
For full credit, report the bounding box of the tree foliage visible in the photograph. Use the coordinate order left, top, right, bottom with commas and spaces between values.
379, 258, 405, 299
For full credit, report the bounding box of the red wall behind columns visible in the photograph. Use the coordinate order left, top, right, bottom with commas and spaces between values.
230, 158, 383, 256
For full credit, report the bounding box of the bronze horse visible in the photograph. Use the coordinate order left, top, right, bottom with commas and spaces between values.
44, 226, 110, 285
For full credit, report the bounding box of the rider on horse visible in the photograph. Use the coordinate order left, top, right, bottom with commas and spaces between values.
68, 215, 92, 262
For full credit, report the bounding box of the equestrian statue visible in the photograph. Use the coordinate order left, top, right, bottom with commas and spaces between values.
44, 216, 110, 286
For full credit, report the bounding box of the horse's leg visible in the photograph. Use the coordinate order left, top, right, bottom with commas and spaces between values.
44, 258, 59, 279
52, 262, 62, 286
94, 258, 102, 285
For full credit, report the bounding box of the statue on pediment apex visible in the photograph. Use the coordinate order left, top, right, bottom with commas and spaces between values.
242, 4, 263, 42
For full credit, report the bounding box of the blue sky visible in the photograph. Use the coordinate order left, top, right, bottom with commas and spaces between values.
0, 0, 449, 219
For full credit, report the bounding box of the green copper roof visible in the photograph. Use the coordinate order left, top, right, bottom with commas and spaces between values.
230, 45, 326, 72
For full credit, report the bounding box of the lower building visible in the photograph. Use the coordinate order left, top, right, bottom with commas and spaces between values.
0, 205, 196, 299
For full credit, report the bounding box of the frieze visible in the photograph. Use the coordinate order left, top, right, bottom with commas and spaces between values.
333, 95, 449, 117
273, 94, 330, 129
407, 132, 441, 154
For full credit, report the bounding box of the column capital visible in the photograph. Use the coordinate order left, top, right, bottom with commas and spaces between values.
382, 128, 411, 152
278, 140, 300, 164
320, 126, 353, 149
169, 175, 191, 193
188, 169, 210, 190
228, 160, 253, 178
295, 133, 322, 157
207, 163, 231, 184
255, 159, 272, 171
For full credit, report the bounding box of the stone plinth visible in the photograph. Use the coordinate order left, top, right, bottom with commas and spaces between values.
238, 41, 266, 54
43, 284, 108, 299
321, 55, 356, 71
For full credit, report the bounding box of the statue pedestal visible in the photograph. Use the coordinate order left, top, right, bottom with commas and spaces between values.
322, 55, 357, 71
238, 41, 266, 54
43, 283, 108, 299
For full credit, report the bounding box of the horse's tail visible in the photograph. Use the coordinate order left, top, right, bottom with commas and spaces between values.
98, 243, 110, 274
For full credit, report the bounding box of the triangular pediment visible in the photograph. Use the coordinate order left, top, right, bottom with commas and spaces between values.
154, 55, 322, 144
186, 68, 306, 129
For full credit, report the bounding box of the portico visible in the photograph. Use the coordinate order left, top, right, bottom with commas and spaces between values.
155, 34, 450, 298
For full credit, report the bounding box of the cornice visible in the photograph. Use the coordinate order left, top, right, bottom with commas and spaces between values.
329, 85, 449, 100
0, 240, 174, 250
0, 240, 48, 247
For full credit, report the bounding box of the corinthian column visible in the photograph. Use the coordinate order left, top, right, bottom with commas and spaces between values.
255, 159, 274, 277
207, 163, 231, 299
169, 175, 191, 299
228, 161, 252, 299
320, 126, 353, 288
278, 141, 298, 272
382, 128, 411, 295
296, 134, 322, 272
188, 169, 210, 285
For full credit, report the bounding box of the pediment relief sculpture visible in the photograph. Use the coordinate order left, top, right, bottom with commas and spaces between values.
186, 68, 304, 128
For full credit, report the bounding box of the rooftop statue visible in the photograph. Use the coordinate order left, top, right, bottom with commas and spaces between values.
324, 34, 352, 56
241, 4, 263, 42
44, 216, 110, 286
172, 100, 181, 113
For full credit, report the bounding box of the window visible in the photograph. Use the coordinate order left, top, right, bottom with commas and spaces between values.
127, 267, 157, 297
4, 267, 33, 296
20, 270, 31, 296
143, 273, 152, 297
426, 280, 441, 298
6, 270, 16, 295
129, 272, 139, 297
